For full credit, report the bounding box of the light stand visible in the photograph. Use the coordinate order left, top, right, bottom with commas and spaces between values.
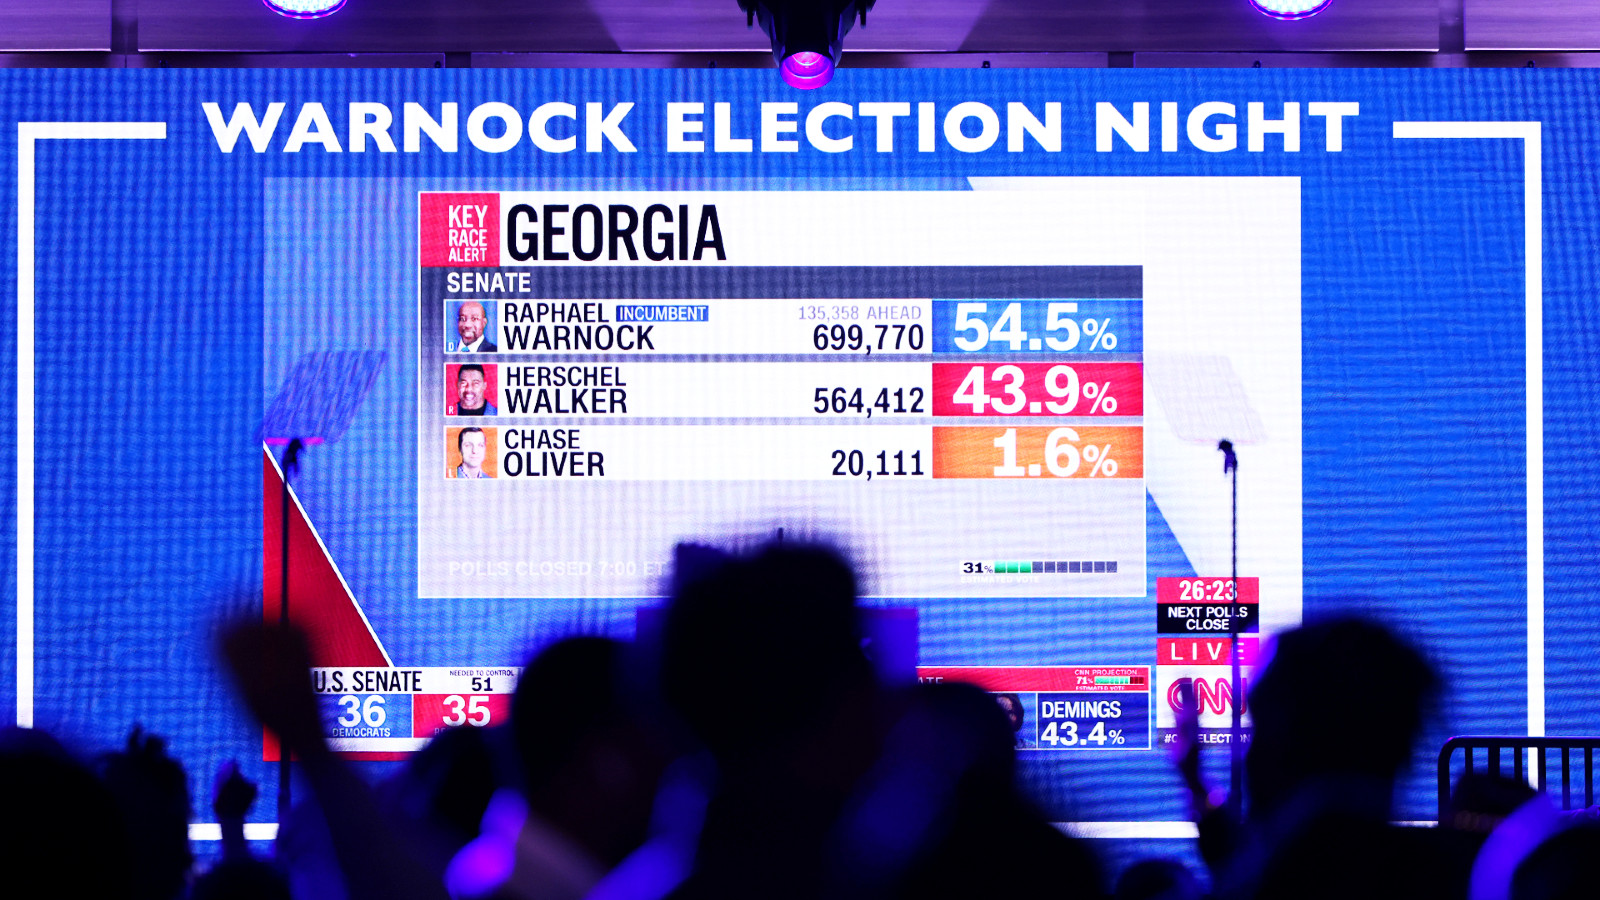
1218, 438, 1243, 819
277, 437, 303, 822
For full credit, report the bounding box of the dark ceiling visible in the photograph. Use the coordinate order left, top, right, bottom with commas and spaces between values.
3, 0, 1599, 65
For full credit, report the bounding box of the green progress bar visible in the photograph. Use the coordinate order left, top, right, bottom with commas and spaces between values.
1094, 676, 1132, 685
986, 560, 1119, 574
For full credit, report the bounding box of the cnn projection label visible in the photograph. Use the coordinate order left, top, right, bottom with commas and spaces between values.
918, 666, 1151, 750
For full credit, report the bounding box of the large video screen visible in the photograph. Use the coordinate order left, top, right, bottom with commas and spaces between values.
5, 70, 1595, 856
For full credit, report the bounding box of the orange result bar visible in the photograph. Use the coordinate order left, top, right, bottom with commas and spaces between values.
932, 425, 1144, 479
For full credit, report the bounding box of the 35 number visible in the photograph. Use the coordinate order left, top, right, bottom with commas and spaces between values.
442, 695, 492, 727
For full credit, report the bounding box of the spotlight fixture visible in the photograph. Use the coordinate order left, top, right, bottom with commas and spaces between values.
739, 1, 877, 90
263, 0, 347, 19
1248, 0, 1332, 19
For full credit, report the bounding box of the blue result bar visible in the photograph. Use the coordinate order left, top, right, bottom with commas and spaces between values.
932, 299, 1142, 355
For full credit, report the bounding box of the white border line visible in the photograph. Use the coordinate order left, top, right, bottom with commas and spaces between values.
1052, 819, 1437, 839
1392, 121, 1544, 749
181, 820, 1190, 844
190, 822, 281, 842
414, 192, 426, 601
263, 445, 395, 667
327, 736, 430, 752
13, 122, 1546, 830
16, 122, 166, 728
1057, 821, 1199, 839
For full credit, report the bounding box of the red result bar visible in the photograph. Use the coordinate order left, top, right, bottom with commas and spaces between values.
931, 362, 1142, 418
918, 666, 1149, 692
411, 693, 511, 738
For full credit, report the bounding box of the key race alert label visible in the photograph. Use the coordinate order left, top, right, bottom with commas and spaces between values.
917, 665, 1150, 750
421, 193, 500, 266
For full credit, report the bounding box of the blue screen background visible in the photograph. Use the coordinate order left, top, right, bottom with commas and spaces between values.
1, 68, 1594, 876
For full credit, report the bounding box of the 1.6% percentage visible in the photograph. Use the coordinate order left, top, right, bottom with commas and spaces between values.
993, 427, 1120, 478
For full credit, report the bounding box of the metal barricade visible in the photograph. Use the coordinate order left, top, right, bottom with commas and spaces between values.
1438, 736, 1600, 818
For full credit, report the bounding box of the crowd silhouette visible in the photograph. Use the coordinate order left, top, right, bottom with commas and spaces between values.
3, 541, 1597, 899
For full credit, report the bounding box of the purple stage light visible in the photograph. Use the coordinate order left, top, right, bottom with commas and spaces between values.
263, 0, 347, 19
780, 51, 835, 90
1249, 0, 1332, 19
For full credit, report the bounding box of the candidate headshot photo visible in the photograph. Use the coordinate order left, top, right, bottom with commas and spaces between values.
447, 363, 498, 416
446, 300, 498, 353
447, 426, 498, 479
995, 692, 1036, 749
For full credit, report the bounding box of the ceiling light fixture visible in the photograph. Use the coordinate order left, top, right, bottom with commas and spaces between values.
740, 1, 876, 90
263, 0, 348, 19
1249, 0, 1332, 20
